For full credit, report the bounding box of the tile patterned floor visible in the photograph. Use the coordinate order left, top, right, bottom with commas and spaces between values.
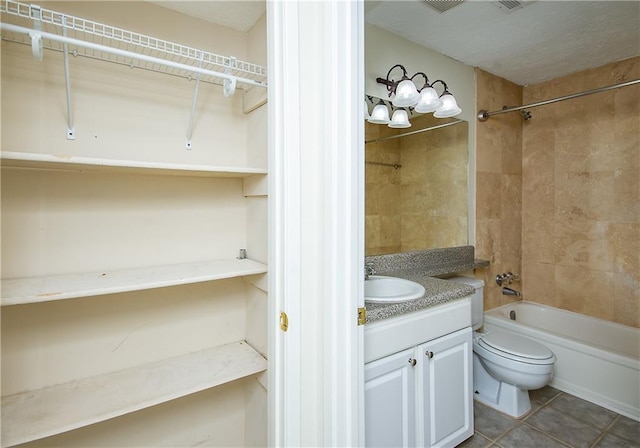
460, 387, 640, 448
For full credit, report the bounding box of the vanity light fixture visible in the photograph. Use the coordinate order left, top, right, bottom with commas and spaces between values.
432, 80, 462, 118
366, 96, 411, 128
389, 108, 411, 128
367, 98, 391, 124
376, 64, 462, 118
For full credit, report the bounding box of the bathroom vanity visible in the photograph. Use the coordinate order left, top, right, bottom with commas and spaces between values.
364, 293, 473, 447
363, 247, 488, 447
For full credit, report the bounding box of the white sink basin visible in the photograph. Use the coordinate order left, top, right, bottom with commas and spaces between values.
365, 275, 426, 303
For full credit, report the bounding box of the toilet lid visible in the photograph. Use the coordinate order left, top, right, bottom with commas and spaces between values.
480, 331, 554, 360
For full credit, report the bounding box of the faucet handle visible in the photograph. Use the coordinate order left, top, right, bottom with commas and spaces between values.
496, 272, 520, 286
364, 263, 376, 278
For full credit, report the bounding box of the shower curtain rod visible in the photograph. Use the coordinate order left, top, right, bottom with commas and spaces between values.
365, 161, 402, 169
477, 78, 640, 122
365, 119, 464, 144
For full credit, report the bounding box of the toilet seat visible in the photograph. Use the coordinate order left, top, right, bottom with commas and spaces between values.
476, 331, 555, 365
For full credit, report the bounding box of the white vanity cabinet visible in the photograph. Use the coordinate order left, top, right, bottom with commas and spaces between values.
365, 347, 417, 447
364, 298, 473, 448
418, 328, 473, 447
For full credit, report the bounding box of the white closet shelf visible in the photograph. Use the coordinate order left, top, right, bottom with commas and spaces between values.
1, 258, 268, 306
0, 1, 267, 89
1, 341, 267, 447
0, 152, 267, 178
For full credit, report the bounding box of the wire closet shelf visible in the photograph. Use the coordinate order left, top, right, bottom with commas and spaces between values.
0, 0, 268, 90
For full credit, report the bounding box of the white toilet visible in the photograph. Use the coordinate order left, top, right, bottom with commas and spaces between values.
449, 276, 556, 418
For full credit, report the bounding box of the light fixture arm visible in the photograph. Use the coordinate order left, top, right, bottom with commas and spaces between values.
431, 79, 451, 95
376, 64, 410, 96
410, 72, 431, 91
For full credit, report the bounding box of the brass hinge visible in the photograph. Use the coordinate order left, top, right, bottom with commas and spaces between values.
280, 311, 289, 332
357, 307, 367, 326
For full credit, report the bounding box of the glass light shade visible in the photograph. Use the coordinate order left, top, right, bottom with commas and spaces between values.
364, 100, 370, 120
414, 87, 443, 113
368, 103, 390, 124
388, 109, 411, 128
391, 79, 421, 107
433, 93, 462, 118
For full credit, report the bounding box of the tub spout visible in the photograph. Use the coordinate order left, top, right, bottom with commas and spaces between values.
502, 287, 521, 297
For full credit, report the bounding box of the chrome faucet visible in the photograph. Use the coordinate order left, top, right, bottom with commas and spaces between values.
364, 263, 376, 280
502, 287, 521, 297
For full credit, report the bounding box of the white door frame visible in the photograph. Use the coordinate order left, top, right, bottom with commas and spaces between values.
267, 1, 365, 446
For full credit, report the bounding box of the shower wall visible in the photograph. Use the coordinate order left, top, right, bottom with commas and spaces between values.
521, 57, 640, 328
475, 69, 524, 310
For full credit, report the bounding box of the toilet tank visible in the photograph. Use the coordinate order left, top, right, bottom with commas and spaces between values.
448, 276, 485, 330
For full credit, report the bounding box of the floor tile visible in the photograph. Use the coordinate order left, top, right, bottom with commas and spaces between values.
529, 386, 561, 406
608, 416, 640, 445
473, 402, 518, 440
457, 432, 493, 448
595, 432, 640, 448
496, 424, 568, 448
548, 393, 617, 429
525, 406, 602, 448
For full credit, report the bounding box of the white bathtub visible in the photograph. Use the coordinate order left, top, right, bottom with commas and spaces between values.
483, 301, 640, 421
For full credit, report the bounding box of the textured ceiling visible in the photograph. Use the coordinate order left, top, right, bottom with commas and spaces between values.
365, 0, 640, 86
148, 1, 265, 32
150, 1, 640, 87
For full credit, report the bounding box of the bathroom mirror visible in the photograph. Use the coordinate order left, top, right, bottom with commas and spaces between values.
365, 99, 469, 256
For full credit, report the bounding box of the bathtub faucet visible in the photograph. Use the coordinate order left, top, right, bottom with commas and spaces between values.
502, 287, 521, 298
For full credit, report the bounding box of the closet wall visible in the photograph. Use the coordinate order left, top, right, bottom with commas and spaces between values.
1, 2, 268, 446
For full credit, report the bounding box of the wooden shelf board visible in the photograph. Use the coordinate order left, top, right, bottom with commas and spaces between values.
1, 341, 267, 447
1, 258, 268, 305
0, 152, 267, 178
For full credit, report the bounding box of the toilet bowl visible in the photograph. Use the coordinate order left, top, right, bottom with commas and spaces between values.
448, 277, 556, 418
472, 330, 555, 417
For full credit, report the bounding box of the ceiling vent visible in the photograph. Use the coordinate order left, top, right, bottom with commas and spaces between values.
420, 0, 465, 14
492, 0, 536, 13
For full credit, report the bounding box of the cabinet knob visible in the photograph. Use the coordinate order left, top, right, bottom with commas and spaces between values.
425, 351, 434, 359
408, 358, 417, 366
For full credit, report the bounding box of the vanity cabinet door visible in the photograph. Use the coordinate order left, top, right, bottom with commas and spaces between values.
364, 347, 417, 447
419, 327, 473, 448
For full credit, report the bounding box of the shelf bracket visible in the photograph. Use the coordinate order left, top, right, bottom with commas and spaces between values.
185, 52, 204, 150
29, 5, 43, 61
62, 16, 75, 140
223, 57, 237, 98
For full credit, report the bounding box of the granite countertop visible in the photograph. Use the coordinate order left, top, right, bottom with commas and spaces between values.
364, 246, 488, 323
365, 273, 475, 323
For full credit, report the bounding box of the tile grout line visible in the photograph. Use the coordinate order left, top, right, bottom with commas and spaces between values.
521, 396, 576, 448
588, 414, 621, 448
470, 389, 639, 448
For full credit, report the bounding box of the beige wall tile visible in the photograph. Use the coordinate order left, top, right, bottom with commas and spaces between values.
553, 216, 615, 272
475, 69, 523, 311
501, 174, 522, 220
519, 56, 639, 327
613, 272, 640, 328
555, 265, 615, 321
521, 260, 555, 306
476, 172, 502, 220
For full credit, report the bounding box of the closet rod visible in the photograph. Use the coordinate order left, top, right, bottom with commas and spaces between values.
365, 119, 464, 144
478, 79, 640, 122
0, 22, 267, 89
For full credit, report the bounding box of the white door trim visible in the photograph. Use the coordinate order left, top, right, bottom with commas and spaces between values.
267, 1, 364, 446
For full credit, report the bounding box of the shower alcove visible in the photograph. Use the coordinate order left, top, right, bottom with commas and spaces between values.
1, 1, 268, 446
